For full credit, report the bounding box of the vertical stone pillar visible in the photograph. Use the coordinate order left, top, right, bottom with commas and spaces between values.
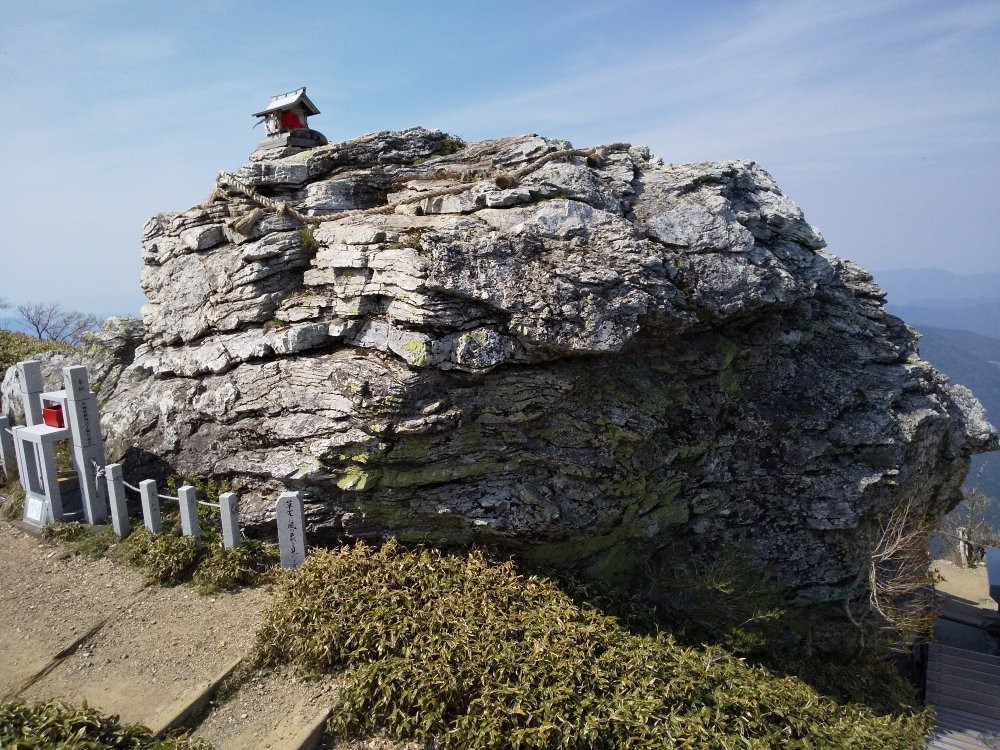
276, 491, 307, 568
16, 360, 43, 427
105, 463, 131, 538
36, 434, 63, 522
219, 492, 241, 549
178, 485, 201, 544
0, 416, 15, 482
12, 427, 34, 515
140, 479, 161, 533
63, 366, 108, 525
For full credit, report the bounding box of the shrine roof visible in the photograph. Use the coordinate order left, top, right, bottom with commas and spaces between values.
252, 87, 320, 117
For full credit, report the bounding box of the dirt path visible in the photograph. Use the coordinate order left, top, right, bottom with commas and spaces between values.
21, 581, 270, 733
192, 664, 337, 749
932, 560, 997, 616
0, 508, 419, 749
0, 519, 148, 699
0, 512, 269, 733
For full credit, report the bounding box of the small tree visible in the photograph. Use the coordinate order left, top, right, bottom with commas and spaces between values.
941, 487, 1000, 566
15, 302, 99, 346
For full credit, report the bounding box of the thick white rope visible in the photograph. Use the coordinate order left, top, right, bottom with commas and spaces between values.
119, 477, 220, 508
212, 142, 631, 231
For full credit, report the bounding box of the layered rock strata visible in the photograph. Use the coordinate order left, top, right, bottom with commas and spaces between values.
100, 128, 997, 600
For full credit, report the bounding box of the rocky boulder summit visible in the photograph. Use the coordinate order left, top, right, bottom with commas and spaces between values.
101, 127, 996, 599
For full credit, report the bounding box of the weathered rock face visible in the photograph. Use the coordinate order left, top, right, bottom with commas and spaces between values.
101, 127, 997, 599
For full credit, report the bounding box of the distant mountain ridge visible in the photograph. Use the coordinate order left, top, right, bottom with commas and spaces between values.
874, 268, 1000, 305
873, 268, 1000, 340
912, 325, 1000, 510
889, 300, 1000, 339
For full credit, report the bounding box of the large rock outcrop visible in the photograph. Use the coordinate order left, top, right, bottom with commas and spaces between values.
101, 128, 996, 600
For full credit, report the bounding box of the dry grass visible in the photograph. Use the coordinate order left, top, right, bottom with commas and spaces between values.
0, 698, 211, 749
256, 540, 932, 750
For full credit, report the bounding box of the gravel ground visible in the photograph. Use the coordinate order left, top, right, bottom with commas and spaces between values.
22, 581, 271, 731
0, 512, 148, 697
1, 488, 420, 748
192, 663, 338, 749
932, 558, 998, 615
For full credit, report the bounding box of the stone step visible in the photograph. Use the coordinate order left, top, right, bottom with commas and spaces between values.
928, 660, 1000, 688
931, 643, 1000, 669
926, 730, 993, 750
933, 706, 1000, 738
926, 687, 1000, 722
189, 664, 338, 750
19, 584, 269, 734
0, 525, 148, 699
926, 642, 1000, 726
926, 672, 1000, 709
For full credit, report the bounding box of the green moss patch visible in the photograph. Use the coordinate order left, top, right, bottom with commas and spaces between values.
256, 540, 931, 749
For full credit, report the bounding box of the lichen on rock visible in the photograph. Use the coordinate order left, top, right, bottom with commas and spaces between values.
98, 127, 997, 602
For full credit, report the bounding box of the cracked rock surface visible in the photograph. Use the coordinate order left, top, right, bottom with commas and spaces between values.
99, 127, 997, 598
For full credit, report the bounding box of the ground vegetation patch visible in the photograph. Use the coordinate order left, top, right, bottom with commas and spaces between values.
256, 540, 932, 750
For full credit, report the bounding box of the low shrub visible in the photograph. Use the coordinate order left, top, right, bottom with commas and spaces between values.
0, 698, 211, 749
116, 526, 201, 586
493, 170, 513, 189
193, 539, 280, 594
0, 479, 25, 521
43, 521, 118, 559
256, 540, 931, 750
0, 328, 74, 375
114, 522, 278, 592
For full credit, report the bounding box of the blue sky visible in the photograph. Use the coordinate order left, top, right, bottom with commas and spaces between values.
1, 0, 998, 318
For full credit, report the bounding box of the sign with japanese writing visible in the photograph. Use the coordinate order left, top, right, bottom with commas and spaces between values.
276, 491, 307, 568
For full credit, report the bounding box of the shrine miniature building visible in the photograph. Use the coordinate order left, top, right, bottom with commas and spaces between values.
252, 86, 328, 152
9, 360, 109, 527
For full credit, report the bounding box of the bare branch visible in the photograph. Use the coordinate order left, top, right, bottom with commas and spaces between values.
14, 302, 99, 345
846, 496, 940, 651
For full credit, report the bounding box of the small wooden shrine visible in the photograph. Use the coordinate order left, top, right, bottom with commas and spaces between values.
252, 86, 327, 151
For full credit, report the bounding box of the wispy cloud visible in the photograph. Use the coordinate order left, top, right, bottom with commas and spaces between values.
424, 0, 1000, 170
1, 0, 998, 316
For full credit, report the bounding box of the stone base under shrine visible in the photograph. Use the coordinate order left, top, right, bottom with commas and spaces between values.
255, 128, 328, 150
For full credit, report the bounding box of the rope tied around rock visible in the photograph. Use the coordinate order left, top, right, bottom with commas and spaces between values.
210, 141, 634, 235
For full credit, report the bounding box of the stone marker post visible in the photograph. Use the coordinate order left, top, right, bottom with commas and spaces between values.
0, 416, 14, 482
63, 366, 108, 525
104, 463, 131, 538
219, 492, 241, 549
140, 479, 162, 533
957, 527, 969, 568
276, 491, 307, 568
178, 485, 201, 544
16, 360, 44, 427
14, 424, 63, 523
